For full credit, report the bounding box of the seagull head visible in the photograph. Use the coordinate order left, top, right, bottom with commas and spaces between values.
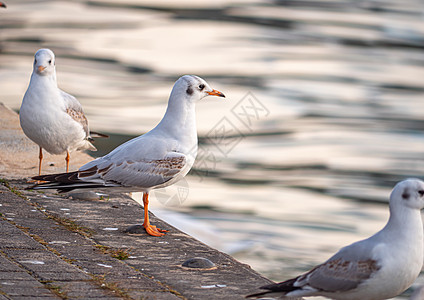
33, 49, 56, 76
173, 75, 225, 103
391, 178, 424, 210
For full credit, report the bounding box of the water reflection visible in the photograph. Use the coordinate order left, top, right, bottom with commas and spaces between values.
1, 0, 424, 298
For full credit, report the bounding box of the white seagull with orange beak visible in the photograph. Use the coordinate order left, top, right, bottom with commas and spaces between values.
29, 75, 225, 236
247, 179, 424, 300
20, 49, 106, 176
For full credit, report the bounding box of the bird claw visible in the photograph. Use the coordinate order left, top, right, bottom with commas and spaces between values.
144, 224, 168, 237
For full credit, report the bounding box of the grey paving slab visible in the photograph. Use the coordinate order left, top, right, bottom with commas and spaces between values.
0, 280, 57, 297
0, 255, 24, 273
9, 297, 59, 300
127, 291, 181, 300
2, 250, 89, 282
54, 281, 120, 299
0, 272, 34, 280
0, 220, 45, 250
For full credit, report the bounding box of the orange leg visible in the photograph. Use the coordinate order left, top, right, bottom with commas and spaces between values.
28, 147, 44, 182
38, 147, 43, 176
142, 192, 168, 237
65, 150, 70, 172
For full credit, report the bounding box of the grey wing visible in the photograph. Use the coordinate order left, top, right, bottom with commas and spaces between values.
299, 248, 381, 292
60, 90, 90, 137
79, 152, 187, 188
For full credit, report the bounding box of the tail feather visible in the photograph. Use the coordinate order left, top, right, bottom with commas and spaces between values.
259, 278, 299, 293
32, 171, 79, 184
89, 131, 109, 139
245, 290, 273, 299
28, 168, 107, 193
246, 278, 299, 298
29, 182, 107, 193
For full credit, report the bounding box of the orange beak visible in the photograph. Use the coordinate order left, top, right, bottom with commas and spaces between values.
207, 89, 225, 98
37, 66, 46, 72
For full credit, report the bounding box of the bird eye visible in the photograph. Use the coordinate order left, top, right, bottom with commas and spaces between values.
199, 84, 205, 90
419, 190, 424, 197
48, 60, 52, 64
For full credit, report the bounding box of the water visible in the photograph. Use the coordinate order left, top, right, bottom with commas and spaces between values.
1, 0, 424, 298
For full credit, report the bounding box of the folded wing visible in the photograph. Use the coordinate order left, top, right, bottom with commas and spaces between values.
30, 152, 187, 192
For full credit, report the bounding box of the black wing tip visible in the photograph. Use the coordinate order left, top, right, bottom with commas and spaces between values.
259, 282, 284, 291
27, 171, 81, 192
245, 283, 280, 298
26, 169, 110, 193
25, 184, 75, 193
31, 172, 67, 181
246, 277, 300, 298
245, 291, 270, 298
57, 187, 76, 193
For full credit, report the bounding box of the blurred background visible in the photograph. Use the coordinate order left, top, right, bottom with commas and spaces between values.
1, 0, 424, 298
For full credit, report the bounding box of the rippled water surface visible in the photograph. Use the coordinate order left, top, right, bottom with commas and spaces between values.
1, 1, 424, 298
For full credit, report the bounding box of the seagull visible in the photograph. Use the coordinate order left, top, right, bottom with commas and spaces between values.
247, 179, 424, 300
29, 75, 225, 236
20, 49, 107, 176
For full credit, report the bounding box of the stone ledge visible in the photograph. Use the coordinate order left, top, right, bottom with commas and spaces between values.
0, 102, 303, 299
0, 179, 274, 299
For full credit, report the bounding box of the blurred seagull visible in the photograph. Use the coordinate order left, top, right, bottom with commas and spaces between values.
29, 75, 225, 236
247, 179, 424, 300
20, 49, 107, 176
